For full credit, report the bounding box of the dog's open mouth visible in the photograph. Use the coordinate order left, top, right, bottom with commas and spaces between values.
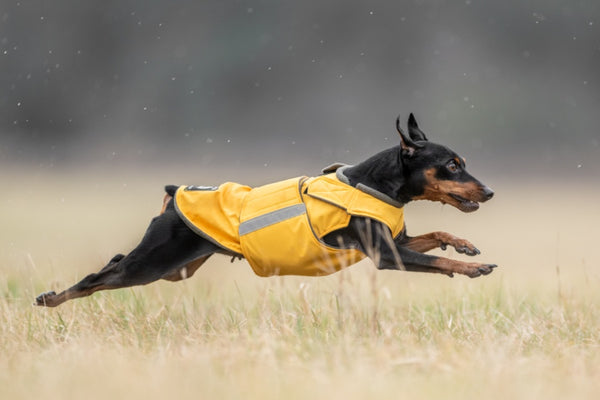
449, 193, 480, 212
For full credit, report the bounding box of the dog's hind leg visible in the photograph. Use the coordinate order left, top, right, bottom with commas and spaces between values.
35, 206, 221, 307
160, 254, 212, 282
98, 253, 126, 273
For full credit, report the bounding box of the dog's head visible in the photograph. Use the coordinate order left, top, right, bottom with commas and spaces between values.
397, 114, 494, 212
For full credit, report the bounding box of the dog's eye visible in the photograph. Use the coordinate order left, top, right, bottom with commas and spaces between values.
447, 161, 459, 173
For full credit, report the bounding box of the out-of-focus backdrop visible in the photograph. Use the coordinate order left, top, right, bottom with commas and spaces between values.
2, 4, 600, 399
1, 0, 598, 181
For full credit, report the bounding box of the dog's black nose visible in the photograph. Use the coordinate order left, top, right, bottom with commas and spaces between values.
482, 186, 494, 200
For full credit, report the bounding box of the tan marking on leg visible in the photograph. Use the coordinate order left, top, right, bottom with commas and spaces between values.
404, 232, 442, 253
405, 231, 478, 254
429, 257, 492, 278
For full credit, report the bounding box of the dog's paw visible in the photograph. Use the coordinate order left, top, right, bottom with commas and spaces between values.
457, 245, 480, 256
464, 263, 497, 278
441, 237, 480, 256
35, 291, 57, 307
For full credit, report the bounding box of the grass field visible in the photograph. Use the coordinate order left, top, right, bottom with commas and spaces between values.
1, 169, 599, 399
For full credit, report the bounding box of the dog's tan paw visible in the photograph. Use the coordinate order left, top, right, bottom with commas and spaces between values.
463, 263, 497, 278
35, 291, 57, 307
440, 237, 480, 256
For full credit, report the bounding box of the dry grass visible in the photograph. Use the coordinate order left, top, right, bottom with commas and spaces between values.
1, 169, 599, 399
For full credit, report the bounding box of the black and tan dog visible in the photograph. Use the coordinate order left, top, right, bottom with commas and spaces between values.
36, 114, 496, 307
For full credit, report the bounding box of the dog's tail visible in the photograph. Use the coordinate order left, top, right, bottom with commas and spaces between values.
164, 185, 178, 197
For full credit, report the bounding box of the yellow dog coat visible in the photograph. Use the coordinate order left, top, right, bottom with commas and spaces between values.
174, 167, 405, 277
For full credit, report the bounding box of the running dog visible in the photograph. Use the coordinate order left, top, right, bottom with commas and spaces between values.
36, 113, 496, 307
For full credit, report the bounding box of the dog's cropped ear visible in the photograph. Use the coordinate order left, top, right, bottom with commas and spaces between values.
407, 113, 428, 142
396, 114, 423, 157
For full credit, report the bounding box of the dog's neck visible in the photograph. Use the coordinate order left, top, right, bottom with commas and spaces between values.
339, 146, 411, 207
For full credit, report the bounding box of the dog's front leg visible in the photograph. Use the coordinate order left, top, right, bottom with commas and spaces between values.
372, 232, 496, 278
402, 231, 480, 256
383, 247, 497, 278
347, 217, 496, 278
